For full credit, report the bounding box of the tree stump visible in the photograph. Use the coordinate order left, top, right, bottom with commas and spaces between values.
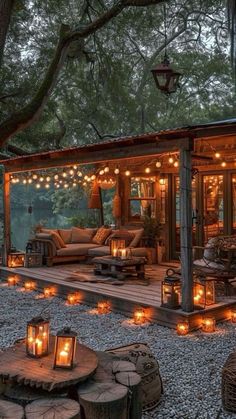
78, 382, 128, 419
4, 383, 68, 406
0, 399, 24, 419
115, 371, 142, 419
25, 398, 81, 419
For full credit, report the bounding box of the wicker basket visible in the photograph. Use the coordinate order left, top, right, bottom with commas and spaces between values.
24, 253, 43, 268
222, 351, 236, 412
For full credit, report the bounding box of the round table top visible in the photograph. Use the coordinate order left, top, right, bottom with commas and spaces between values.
0, 336, 98, 391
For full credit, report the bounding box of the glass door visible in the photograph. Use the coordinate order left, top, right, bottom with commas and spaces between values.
202, 175, 224, 243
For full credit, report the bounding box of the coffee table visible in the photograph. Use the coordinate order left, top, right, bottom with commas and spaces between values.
93, 255, 148, 284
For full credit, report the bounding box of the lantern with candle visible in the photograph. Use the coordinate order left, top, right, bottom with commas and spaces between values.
24, 281, 36, 291
44, 287, 55, 298
202, 317, 216, 333
231, 309, 236, 323
53, 327, 77, 369
110, 231, 132, 258
97, 301, 110, 314
67, 292, 80, 305
117, 247, 132, 260
7, 276, 18, 286
8, 252, 25, 268
133, 308, 146, 325
161, 276, 181, 309
26, 317, 49, 358
176, 322, 189, 336
194, 278, 215, 309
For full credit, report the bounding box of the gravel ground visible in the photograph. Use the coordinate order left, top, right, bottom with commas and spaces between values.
0, 283, 236, 419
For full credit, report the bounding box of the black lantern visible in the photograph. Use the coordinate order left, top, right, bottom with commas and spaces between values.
53, 327, 77, 369
161, 275, 181, 309
151, 53, 182, 94
26, 316, 50, 358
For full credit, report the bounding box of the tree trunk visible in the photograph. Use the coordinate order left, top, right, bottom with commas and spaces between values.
0, 0, 15, 67
0, 399, 24, 419
25, 398, 81, 419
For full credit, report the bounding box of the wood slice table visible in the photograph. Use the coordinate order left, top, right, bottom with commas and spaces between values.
93, 256, 148, 284
0, 336, 98, 392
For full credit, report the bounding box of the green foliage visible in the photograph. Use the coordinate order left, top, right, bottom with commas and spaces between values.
143, 215, 161, 245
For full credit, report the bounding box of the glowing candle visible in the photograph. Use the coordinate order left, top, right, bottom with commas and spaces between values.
24, 281, 35, 291
177, 322, 189, 336
97, 301, 110, 314
8, 276, 17, 286
36, 338, 43, 355
134, 309, 146, 325
59, 350, 69, 366
202, 317, 215, 333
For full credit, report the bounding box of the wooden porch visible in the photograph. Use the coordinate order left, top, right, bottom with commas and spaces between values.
1, 263, 236, 331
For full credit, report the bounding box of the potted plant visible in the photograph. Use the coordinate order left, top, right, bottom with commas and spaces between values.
142, 216, 163, 263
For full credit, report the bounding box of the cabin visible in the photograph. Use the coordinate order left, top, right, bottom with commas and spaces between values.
1, 118, 236, 330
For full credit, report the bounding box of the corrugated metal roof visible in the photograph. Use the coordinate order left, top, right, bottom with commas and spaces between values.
0, 118, 236, 167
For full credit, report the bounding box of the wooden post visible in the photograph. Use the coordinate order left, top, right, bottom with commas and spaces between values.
180, 141, 194, 312
2, 170, 11, 266
98, 187, 104, 226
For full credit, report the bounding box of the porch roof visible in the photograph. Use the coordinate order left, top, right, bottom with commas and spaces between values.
1, 118, 236, 173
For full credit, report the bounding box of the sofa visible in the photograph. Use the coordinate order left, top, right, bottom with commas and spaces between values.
31, 226, 147, 266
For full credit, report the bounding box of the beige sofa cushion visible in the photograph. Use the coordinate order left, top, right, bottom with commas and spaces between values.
92, 227, 112, 245
88, 246, 111, 257
71, 227, 97, 243
58, 229, 72, 244
57, 243, 99, 257
40, 229, 66, 249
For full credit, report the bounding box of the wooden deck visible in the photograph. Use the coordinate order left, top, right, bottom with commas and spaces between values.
1, 263, 236, 330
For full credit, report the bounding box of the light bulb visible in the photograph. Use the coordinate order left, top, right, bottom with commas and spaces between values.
28, 179, 33, 184
168, 156, 174, 164
39, 177, 44, 182
77, 171, 82, 177
45, 183, 50, 189
215, 152, 221, 158
23, 179, 27, 184
73, 165, 77, 169
32, 174, 38, 180
114, 168, 120, 175
46, 176, 51, 182
156, 161, 161, 168
159, 178, 165, 185
16, 178, 20, 183
104, 166, 109, 173
174, 161, 179, 168
64, 183, 69, 188
91, 174, 96, 180
221, 161, 226, 167
54, 174, 59, 180
62, 172, 67, 178
99, 170, 104, 176
84, 175, 88, 180
125, 170, 131, 176
69, 169, 74, 176
36, 183, 40, 189
145, 167, 151, 174
72, 182, 77, 187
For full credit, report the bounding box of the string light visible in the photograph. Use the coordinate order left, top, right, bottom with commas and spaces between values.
114, 167, 120, 174
215, 152, 221, 158
168, 156, 174, 164
62, 171, 67, 178
64, 183, 69, 189
73, 165, 77, 169
99, 169, 105, 175
54, 174, 59, 180
77, 171, 82, 177
46, 176, 51, 182
174, 161, 179, 168
32, 174, 38, 180
39, 176, 44, 182
104, 166, 109, 173
45, 183, 50, 189
36, 183, 40, 189
28, 179, 33, 184
125, 170, 131, 176
23, 179, 27, 184
91, 175, 96, 180
145, 167, 151, 174
69, 169, 74, 176
156, 161, 162, 168
221, 161, 226, 167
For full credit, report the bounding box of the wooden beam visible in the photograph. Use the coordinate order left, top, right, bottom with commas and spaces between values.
2, 171, 11, 266
180, 146, 193, 312
3, 138, 191, 174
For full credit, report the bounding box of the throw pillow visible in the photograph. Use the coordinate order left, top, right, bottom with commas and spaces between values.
128, 228, 144, 248
41, 228, 66, 249
106, 342, 163, 411
92, 227, 112, 245
71, 227, 97, 243
58, 229, 72, 244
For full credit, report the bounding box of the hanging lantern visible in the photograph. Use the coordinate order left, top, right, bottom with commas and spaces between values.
53, 327, 77, 369
97, 175, 116, 190
151, 54, 182, 94
161, 276, 181, 309
26, 317, 50, 358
